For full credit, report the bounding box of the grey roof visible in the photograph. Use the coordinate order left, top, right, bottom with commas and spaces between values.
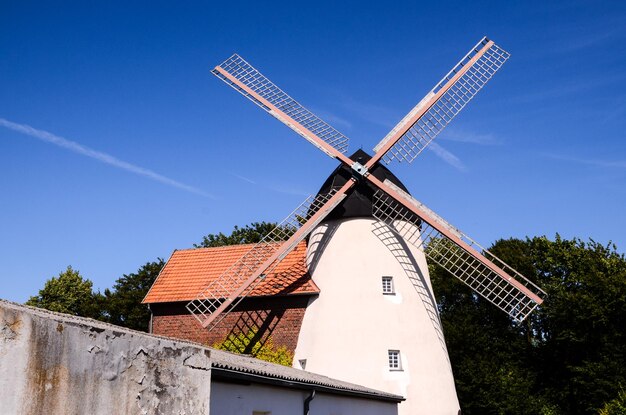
210, 348, 404, 402
1, 300, 403, 403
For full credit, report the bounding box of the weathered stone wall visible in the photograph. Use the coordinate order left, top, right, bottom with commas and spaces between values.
0, 300, 211, 415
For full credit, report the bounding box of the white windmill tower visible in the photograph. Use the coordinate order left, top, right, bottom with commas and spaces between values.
187, 37, 546, 414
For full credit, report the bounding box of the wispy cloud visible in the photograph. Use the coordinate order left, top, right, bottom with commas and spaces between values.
0, 118, 213, 198
601, 98, 626, 124
296, 77, 398, 130
428, 142, 466, 171
520, 20, 626, 62
335, 95, 399, 129
230, 172, 257, 185
507, 71, 626, 105
310, 107, 353, 131
558, 30, 619, 53
266, 183, 309, 197
544, 153, 626, 169
276, 79, 472, 171
440, 128, 499, 145
229, 171, 308, 197
329, 91, 470, 170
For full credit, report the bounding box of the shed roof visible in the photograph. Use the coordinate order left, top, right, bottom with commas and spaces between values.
143, 241, 317, 304
210, 347, 404, 402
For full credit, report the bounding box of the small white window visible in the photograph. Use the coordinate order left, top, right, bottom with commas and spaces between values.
382, 276, 395, 295
388, 350, 402, 371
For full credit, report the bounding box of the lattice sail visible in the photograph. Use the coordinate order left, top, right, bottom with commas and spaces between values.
187, 189, 346, 330
213, 54, 350, 155
373, 37, 510, 164
372, 181, 545, 322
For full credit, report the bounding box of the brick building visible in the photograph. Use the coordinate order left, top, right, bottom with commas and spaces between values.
143, 241, 316, 352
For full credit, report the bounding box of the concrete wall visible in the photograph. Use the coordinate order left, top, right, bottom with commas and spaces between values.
1, 300, 401, 415
211, 381, 398, 415
0, 300, 211, 415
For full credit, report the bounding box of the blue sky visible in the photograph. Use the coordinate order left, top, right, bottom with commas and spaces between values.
1, 1, 625, 303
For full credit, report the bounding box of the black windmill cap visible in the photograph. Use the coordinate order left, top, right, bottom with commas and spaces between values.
315, 149, 411, 220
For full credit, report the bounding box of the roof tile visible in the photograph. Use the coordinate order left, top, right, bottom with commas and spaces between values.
143, 241, 317, 304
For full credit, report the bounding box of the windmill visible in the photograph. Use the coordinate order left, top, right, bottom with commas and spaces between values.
188, 37, 546, 414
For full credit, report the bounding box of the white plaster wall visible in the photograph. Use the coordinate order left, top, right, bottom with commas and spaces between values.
294, 218, 460, 415
0, 300, 211, 415
211, 381, 398, 415
312, 393, 399, 415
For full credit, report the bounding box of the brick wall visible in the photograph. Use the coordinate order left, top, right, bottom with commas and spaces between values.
150, 295, 312, 353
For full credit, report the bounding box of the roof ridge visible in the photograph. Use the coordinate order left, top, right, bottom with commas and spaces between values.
176, 241, 290, 253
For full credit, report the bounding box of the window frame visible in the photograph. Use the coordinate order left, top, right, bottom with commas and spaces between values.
388, 349, 402, 371
382, 276, 395, 295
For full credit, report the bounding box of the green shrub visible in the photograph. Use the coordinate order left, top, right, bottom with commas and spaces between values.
212, 327, 293, 367
599, 388, 626, 415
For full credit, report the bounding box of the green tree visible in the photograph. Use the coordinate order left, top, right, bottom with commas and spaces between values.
195, 221, 283, 248
526, 236, 626, 414
430, 253, 547, 414
102, 259, 165, 331
431, 235, 626, 415
26, 266, 102, 319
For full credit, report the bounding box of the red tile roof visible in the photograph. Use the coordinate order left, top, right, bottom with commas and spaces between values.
143, 241, 317, 304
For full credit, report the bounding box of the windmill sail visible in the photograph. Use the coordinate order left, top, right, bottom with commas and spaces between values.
205, 37, 545, 328
371, 180, 545, 322
370, 37, 510, 166
213, 54, 350, 157
187, 181, 352, 330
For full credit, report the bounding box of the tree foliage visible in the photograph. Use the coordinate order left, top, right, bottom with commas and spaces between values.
212, 327, 293, 366
599, 388, 626, 415
194, 221, 281, 248
26, 260, 164, 332
432, 235, 626, 415
102, 259, 165, 331
26, 266, 102, 319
